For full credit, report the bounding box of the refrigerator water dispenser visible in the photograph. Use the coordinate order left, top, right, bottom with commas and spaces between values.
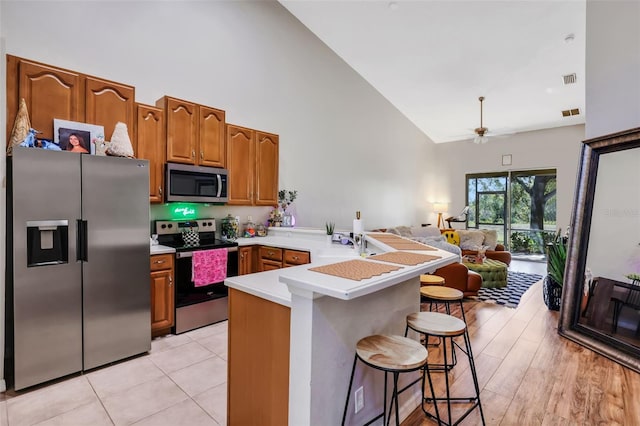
26, 220, 68, 267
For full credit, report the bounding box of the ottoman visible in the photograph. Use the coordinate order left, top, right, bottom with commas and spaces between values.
462, 258, 508, 288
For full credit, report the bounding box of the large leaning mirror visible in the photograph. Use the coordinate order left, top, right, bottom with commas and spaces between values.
559, 127, 640, 372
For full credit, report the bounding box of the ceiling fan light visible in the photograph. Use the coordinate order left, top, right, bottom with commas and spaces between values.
474, 134, 489, 144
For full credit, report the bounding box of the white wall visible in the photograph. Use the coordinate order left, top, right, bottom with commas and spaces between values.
430, 125, 585, 232
1, 0, 435, 232
582, 0, 640, 280
585, 0, 640, 139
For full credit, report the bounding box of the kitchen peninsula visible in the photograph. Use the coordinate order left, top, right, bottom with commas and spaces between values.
225, 228, 458, 425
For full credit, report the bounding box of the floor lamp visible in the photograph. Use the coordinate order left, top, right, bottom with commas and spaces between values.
433, 203, 447, 229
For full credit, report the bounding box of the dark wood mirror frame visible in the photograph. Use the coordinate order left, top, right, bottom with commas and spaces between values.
559, 127, 640, 373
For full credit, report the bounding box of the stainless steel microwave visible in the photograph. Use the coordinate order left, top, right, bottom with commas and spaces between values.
166, 163, 228, 203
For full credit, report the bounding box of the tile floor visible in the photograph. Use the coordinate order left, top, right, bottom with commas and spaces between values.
0, 321, 229, 426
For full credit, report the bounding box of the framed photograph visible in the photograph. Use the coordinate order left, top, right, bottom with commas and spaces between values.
502, 154, 512, 166
53, 119, 104, 155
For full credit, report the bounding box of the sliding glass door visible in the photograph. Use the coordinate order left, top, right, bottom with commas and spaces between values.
466, 169, 557, 258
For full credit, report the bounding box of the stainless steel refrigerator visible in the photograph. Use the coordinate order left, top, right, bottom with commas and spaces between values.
6, 147, 151, 390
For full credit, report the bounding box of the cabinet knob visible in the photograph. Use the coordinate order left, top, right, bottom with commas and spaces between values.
169, 276, 173, 287
154, 259, 166, 264
292, 256, 299, 261
200, 151, 204, 160
192, 150, 195, 159
159, 186, 163, 195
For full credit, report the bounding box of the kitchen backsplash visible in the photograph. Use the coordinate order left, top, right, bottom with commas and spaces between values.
149, 204, 272, 235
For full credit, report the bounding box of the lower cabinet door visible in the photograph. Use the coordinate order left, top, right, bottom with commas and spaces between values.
151, 269, 174, 332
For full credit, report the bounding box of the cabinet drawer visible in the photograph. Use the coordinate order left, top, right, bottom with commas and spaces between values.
150, 254, 174, 271
260, 246, 283, 262
284, 250, 310, 266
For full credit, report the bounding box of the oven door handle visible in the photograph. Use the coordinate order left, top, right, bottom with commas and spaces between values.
176, 246, 238, 258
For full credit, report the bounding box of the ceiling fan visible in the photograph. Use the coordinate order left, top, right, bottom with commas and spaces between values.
473, 96, 489, 144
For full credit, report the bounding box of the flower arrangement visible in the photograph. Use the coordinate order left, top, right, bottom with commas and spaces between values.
278, 189, 298, 211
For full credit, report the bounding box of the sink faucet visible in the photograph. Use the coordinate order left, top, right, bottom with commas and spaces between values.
344, 234, 367, 256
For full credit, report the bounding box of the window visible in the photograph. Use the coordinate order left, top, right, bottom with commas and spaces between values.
466, 169, 557, 257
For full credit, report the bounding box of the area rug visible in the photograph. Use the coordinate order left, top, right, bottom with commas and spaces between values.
472, 271, 543, 308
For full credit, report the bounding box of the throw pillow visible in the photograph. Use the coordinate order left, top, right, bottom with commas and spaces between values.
412, 236, 462, 256
480, 229, 498, 250
393, 226, 413, 238
411, 226, 441, 238
441, 229, 460, 246
457, 229, 485, 250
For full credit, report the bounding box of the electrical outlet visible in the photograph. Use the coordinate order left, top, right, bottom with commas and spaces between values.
354, 386, 364, 413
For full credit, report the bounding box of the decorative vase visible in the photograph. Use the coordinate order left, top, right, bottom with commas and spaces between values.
326, 234, 333, 247
282, 211, 293, 227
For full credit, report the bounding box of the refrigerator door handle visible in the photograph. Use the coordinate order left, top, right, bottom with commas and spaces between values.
77, 219, 88, 261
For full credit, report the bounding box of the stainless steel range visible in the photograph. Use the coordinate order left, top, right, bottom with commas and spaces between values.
155, 218, 238, 333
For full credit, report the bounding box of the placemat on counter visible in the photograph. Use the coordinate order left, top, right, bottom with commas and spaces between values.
309, 259, 402, 281
367, 234, 437, 251
368, 251, 441, 266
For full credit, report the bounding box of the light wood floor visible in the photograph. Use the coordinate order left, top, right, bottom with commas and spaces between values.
402, 280, 640, 425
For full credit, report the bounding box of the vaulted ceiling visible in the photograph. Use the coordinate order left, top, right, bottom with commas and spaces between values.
280, 0, 586, 143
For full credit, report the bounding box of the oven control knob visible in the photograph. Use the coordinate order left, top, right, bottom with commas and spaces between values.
161, 224, 167, 229
202, 222, 208, 227
208, 222, 213, 226
168, 224, 173, 229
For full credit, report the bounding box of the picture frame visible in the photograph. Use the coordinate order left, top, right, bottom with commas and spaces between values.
53, 119, 104, 155
502, 154, 512, 166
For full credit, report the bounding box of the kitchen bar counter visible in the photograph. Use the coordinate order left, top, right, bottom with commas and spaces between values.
225, 228, 459, 425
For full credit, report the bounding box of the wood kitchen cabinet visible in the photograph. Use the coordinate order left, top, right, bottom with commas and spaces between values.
85, 76, 135, 143
157, 96, 226, 167
283, 249, 310, 268
226, 124, 279, 206
7, 55, 136, 146
259, 246, 284, 272
258, 246, 309, 271
7, 56, 82, 141
150, 254, 174, 337
239, 246, 257, 275
135, 104, 165, 203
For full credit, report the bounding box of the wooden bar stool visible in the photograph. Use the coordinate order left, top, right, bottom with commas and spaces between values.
419, 285, 467, 369
420, 274, 445, 286
341, 335, 431, 426
420, 285, 467, 323
405, 312, 485, 426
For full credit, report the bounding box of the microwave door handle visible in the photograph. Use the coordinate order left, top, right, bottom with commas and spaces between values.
216, 174, 222, 198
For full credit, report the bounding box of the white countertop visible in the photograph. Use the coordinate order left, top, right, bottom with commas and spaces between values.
150, 244, 176, 255
225, 227, 458, 307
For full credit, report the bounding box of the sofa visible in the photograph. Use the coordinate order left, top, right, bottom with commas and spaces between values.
441, 228, 512, 266
383, 226, 483, 296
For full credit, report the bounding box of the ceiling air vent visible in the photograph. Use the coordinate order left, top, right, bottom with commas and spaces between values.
563, 73, 577, 85
561, 108, 580, 117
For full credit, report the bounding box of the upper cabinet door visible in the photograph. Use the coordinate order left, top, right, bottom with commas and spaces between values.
226, 124, 254, 205
199, 106, 226, 168
161, 97, 197, 164
136, 104, 165, 203
12, 58, 82, 141
85, 77, 135, 144
255, 131, 279, 206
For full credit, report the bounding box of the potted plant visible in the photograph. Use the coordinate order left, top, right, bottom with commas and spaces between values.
325, 222, 335, 246
544, 229, 567, 311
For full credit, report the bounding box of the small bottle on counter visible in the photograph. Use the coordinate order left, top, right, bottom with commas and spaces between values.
244, 216, 256, 238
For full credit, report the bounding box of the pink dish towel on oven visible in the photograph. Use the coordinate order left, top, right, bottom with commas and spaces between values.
192, 249, 228, 287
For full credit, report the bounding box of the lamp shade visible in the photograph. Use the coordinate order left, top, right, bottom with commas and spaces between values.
433, 203, 447, 213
